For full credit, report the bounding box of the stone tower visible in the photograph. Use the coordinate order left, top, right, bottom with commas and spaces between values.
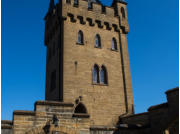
44, 0, 134, 126
2, 1, 178, 134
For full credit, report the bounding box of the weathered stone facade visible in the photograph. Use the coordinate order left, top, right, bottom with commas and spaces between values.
116, 87, 179, 134
2, 88, 179, 134
2, 0, 179, 134
44, 0, 134, 126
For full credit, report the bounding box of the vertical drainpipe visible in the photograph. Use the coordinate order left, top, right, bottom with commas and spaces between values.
118, 16, 129, 114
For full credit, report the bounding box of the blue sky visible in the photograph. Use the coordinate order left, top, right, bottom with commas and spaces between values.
2, 0, 179, 120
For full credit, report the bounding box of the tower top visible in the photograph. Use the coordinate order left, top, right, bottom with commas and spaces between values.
48, 0, 55, 13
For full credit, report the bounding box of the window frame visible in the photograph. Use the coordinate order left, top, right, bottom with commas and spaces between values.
74, 0, 79, 7
111, 38, 118, 51
92, 64, 100, 84
77, 30, 84, 45
88, 1, 93, 10
95, 34, 101, 48
121, 7, 126, 19
100, 65, 108, 85
92, 64, 108, 86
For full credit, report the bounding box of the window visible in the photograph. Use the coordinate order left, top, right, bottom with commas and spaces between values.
92, 64, 108, 85
88, 1, 92, 9
93, 64, 99, 83
112, 38, 117, 50
77, 30, 84, 44
74, 103, 87, 114
100, 66, 107, 84
121, 7, 125, 19
102, 6, 106, 13
51, 71, 56, 91
74, 0, 78, 6
95, 34, 101, 48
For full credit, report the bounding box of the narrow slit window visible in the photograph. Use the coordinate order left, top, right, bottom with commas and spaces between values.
74, 0, 78, 6
88, 1, 92, 9
112, 38, 117, 50
77, 30, 84, 44
95, 34, 101, 48
121, 7, 126, 19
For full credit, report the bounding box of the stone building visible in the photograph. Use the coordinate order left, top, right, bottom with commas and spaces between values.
1, 0, 179, 134
115, 87, 179, 134
44, 0, 134, 126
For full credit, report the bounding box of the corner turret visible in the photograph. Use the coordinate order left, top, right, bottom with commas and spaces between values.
112, 0, 129, 33
48, 0, 55, 13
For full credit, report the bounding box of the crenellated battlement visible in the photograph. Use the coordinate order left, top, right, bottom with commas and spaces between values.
44, 0, 129, 46
66, 12, 120, 32
62, 0, 115, 18
45, 0, 128, 30
61, 0, 129, 32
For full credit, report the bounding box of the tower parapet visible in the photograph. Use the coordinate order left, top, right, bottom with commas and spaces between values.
44, 0, 129, 36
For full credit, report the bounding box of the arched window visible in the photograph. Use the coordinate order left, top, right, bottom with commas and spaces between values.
74, 103, 87, 114
93, 64, 99, 83
112, 38, 117, 50
74, 0, 78, 5
121, 7, 125, 19
95, 34, 101, 48
100, 66, 107, 84
77, 30, 84, 44
88, 1, 92, 9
